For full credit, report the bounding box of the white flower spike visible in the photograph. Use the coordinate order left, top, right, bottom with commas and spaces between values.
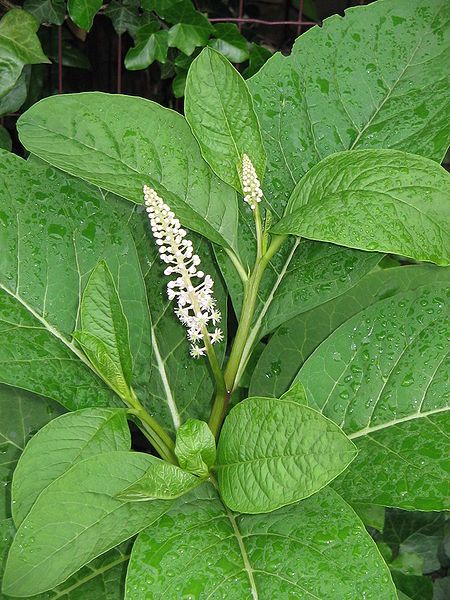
143, 185, 222, 358
242, 153, 263, 210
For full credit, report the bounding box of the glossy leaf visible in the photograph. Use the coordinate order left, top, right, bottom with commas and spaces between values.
24, 0, 66, 25
297, 284, 450, 510
174, 418, 216, 476
127, 205, 227, 433
0, 9, 49, 98
104, 0, 141, 36
2, 452, 174, 597
352, 504, 385, 532
168, 20, 211, 56
125, 29, 168, 70
125, 484, 396, 599
250, 264, 450, 398
12, 408, 130, 526
67, 0, 102, 31
185, 47, 266, 192
0, 151, 152, 411
216, 397, 357, 513
76, 260, 133, 397
0, 385, 63, 520
209, 24, 249, 63
0, 67, 29, 117
118, 459, 200, 501
248, 0, 450, 220
273, 149, 450, 266
17, 93, 239, 251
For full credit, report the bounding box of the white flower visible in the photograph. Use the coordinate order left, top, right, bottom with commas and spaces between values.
242, 154, 263, 210
144, 186, 223, 358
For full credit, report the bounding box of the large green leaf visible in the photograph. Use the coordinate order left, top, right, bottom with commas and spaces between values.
297, 284, 450, 510
249, 0, 450, 220
0, 151, 152, 411
250, 265, 450, 398
24, 0, 66, 25
67, 0, 102, 31
0, 385, 63, 520
209, 24, 250, 63
127, 204, 227, 432
17, 93, 239, 252
125, 483, 396, 599
12, 408, 130, 527
216, 396, 356, 513
125, 29, 168, 70
2, 452, 174, 597
0, 9, 49, 99
75, 261, 134, 398
185, 47, 266, 192
216, 0, 450, 357
273, 150, 450, 266
104, 0, 140, 36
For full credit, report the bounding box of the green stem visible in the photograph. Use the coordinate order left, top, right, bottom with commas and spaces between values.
224, 248, 248, 284
126, 389, 177, 464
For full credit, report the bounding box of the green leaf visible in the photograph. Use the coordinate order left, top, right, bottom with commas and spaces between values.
0, 517, 15, 584
273, 149, 450, 266
185, 47, 266, 192
67, 0, 102, 31
76, 260, 133, 397
279, 379, 308, 404
104, 0, 141, 36
24, 0, 66, 25
250, 264, 450, 398
390, 552, 424, 576
168, 21, 209, 56
17, 93, 239, 251
297, 284, 450, 510
209, 23, 249, 63
0, 9, 49, 99
0, 66, 29, 117
0, 125, 12, 151
216, 397, 357, 513
117, 459, 201, 501
125, 29, 168, 70
352, 503, 385, 532
2, 452, 174, 597
171, 69, 186, 98
392, 573, 433, 600
0, 151, 152, 411
0, 386, 64, 520
12, 407, 130, 527
125, 484, 396, 599
242, 42, 271, 78
249, 0, 450, 221
127, 207, 228, 433
174, 418, 216, 476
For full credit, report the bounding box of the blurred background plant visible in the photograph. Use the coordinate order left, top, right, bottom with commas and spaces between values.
0, 0, 372, 150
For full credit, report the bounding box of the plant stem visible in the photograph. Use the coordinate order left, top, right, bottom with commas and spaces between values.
224, 248, 248, 283
126, 389, 178, 464
209, 234, 288, 439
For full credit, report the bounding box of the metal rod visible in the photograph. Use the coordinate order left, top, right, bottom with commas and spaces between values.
208, 18, 316, 26
297, 0, 305, 35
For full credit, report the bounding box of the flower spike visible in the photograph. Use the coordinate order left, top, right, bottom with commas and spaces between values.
143, 186, 222, 358
242, 153, 263, 210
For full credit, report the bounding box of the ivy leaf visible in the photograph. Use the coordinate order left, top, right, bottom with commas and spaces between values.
67, 0, 102, 31
250, 264, 450, 398
209, 23, 249, 63
127, 206, 228, 434
126, 484, 396, 598
297, 284, 450, 510
0, 125, 12, 151
242, 42, 272, 78
168, 20, 210, 56
0, 9, 50, 99
17, 93, 240, 252
104, 0, 141, 36
117, 459, 201, 501
74, 260, 134, 398
23, 0, 66, 25
273, 149, 450, 266
0, 151, 152, 411
12, 408, 130, 527
2, 452, 174, 597
216, 397, 357, 513
0, 66, 29, 117
174, 418, 216, 476
125, 28, 168, 70
0, 386, 64, 520
185, 47, 266, 192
